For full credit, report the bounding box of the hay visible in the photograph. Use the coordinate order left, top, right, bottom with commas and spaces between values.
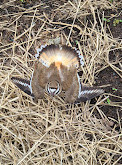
0, 0, 122, 164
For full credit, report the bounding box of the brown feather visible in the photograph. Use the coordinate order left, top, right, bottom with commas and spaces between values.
38, 45, 80, 69
11, 45, 104, 104
75, 84, 104, 103
11, 77, 34, 97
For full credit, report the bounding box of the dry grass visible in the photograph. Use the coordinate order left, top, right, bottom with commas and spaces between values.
0, 0, 122, 164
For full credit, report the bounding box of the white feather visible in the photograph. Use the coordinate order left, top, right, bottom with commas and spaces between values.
30, 70, 34, 94
77, 73, 82, 98
35, 45, 47, 59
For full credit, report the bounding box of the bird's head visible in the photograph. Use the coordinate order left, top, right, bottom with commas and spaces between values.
46, 80, 61, 97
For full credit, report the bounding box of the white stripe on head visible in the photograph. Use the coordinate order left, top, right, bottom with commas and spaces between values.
50, 88, 56, 93
56, 83, 60, 94
47, 82, 61, 95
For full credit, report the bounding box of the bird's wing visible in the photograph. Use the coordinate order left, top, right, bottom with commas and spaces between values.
75, 84, 104, 103
11, 77, 34, 97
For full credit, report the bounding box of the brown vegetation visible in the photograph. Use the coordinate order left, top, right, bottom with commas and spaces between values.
0, 0, 121, 164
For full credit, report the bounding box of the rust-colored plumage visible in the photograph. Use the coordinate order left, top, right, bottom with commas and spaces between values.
11, 44, 104, 103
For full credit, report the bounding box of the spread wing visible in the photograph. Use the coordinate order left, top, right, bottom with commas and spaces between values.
11, 77, 34, 97
75, 84, 104, 103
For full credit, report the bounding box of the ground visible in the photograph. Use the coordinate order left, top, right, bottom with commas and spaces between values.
0, 0, 122, 164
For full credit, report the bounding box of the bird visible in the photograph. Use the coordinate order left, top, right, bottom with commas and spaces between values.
11, 44, 104, 103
